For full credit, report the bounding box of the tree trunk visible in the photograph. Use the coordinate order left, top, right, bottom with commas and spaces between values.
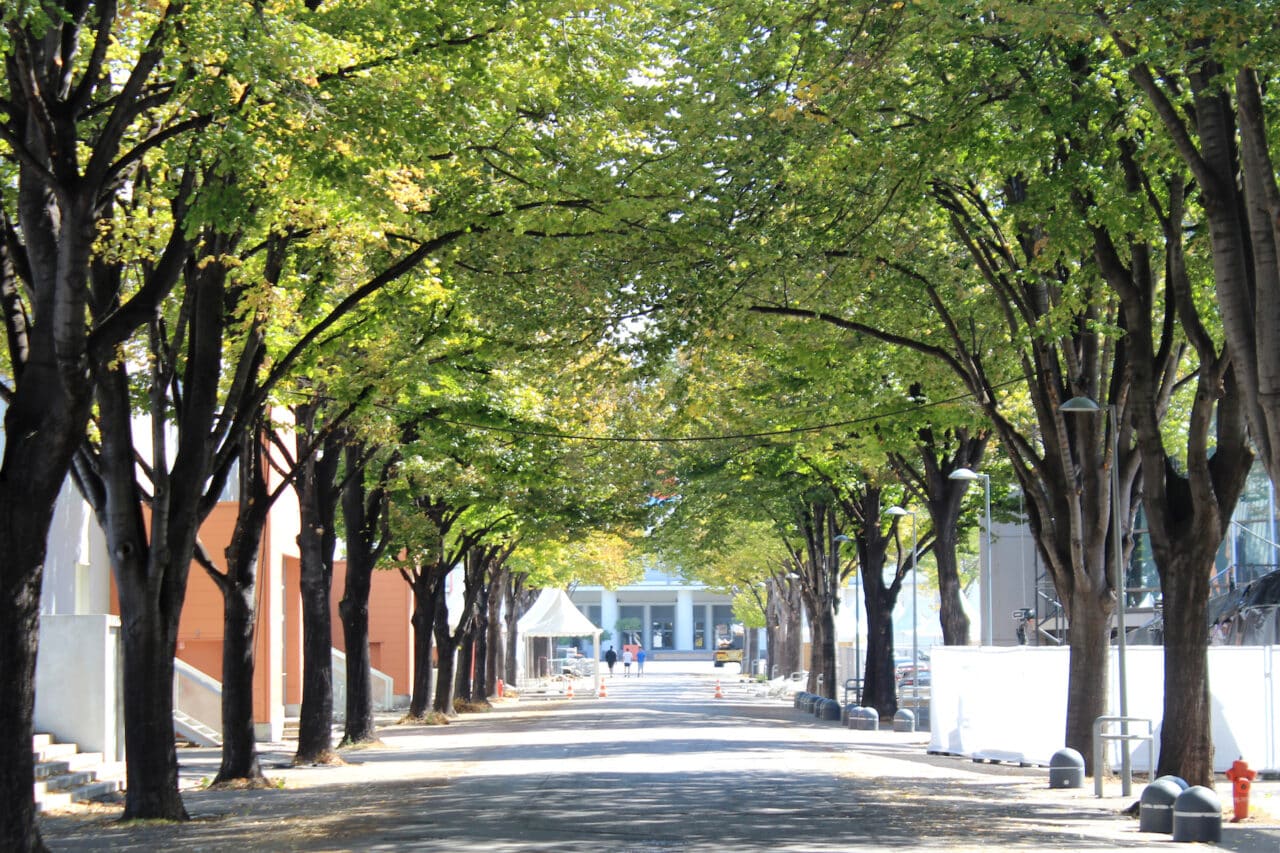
408, 572, 436, 718
0, 520, 49, 852
213, 576, 265, 784
503, 573, 523, 685
774, 579, 803, 678
1158, 557, 1214, 784
213, 429, 271, 784
474, 592, 491, 702
454, 630, 475, 704
861, 591, 897, 716
815, 602, 837, 699
433, 590, 458, 716
485, 568, 505, 697
802, 591, 822, 695
932, 527, 970, 646
119, 603, 189, 820
338, 588, 375, 743
338, 440, 391, 745
1064, 587, 1110, 776
296, 561, 335, 763
293, 418, 339, 763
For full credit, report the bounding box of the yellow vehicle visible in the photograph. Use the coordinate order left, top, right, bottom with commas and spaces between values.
713, 621, 744, 667
713, 647, 744, 667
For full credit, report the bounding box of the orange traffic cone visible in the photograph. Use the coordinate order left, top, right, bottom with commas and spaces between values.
598, 680, 608, 698
565, 681, 575, 699
714, 679, 724, 699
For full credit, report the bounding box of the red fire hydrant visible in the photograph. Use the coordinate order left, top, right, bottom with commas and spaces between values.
496, 678, 504, 698
1226, 758, 1257, 822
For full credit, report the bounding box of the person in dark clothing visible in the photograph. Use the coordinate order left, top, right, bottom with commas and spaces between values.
604, 646, 618, 675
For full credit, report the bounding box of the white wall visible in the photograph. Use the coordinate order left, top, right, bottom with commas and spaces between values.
929, 645, 1280, 773
35, 614, 124, 761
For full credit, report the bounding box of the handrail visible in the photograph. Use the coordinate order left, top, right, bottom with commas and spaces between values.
1092, 715, 1153, 798
173, 657, 222, 736
332, 648, 395, 711
1231, 518, 1280, 552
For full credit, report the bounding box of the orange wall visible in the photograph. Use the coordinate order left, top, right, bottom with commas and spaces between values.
176, 501, 282, 726
330, 560, 414, 698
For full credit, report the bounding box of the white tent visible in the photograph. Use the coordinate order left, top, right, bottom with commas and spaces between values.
516, 588, 602, 696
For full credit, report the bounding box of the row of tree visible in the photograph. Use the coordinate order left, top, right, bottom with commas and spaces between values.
4, 2, 1279, 849
630, 0, 1279, 794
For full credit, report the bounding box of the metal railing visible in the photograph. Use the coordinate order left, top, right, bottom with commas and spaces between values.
332, 648, 396, 712
1092, 715, 1153, 798
174, 657, 222, 737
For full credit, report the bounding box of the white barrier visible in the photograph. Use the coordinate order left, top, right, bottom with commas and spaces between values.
928, 645, 1279, 773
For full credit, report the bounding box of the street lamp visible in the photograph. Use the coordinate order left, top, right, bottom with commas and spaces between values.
950, 467, 993, 646
886, 506, 919, 713
1060, 394, 1132, 795
833, 534, 860, 703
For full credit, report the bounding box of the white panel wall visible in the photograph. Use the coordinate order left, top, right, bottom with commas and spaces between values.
929, 645, 1280, 773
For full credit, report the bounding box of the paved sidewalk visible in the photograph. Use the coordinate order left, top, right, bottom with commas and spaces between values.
38, 668, 1280, 851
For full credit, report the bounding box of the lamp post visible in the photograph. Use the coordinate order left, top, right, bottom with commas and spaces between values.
950, 467, 993, 646
833, 534, 859, 702
1060, 394, 1131, 795
886, 506, 919, 711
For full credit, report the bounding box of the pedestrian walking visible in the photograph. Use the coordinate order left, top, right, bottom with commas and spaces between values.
623, 647, 634, 677
605, 645, 617, 675
637, 646, 646, 676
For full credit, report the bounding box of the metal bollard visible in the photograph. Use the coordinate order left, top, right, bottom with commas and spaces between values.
1172, 786, 1221, 843
1048, 748, 1085, 789
893, 708, 915, 732
1139, 779, 1182, 834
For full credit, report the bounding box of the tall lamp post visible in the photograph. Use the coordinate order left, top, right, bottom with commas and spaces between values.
950, 467, 993, 646
1061, 395, 1131, 795
886, 507, 919, 712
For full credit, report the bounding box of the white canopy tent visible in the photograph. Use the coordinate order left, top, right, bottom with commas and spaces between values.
516, 588, 602, 696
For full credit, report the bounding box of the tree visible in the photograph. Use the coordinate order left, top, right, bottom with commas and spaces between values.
0, 3, 217, 842
1097, 5, 1280, 495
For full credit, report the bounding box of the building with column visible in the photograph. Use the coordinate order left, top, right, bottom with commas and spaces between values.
569, 565, 742, 659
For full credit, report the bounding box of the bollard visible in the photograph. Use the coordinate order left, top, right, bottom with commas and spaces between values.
794, 692, 805, 709
842, 703, 858, 726
819, 699, 842, 722
1138, 779, 1182, 834
812, 696, 827, 717
1048, 748, 1085, 789
1226, 759, 1257, 822
1156, 774, 1189, 791
1172, 786, 1221, 843
893, 708, 915, 732
853, 707, 879, 731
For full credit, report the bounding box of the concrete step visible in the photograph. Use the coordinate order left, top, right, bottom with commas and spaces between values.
35, 751, 105, 779
31, 737, 125, 812
33, 741, 79, 762
36, 769, 99, 795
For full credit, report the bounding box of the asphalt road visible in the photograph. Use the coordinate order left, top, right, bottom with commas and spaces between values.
38, 665, 1280, 851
